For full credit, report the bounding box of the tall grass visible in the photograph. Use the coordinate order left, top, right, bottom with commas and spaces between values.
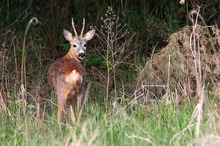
0, 95, 219, 146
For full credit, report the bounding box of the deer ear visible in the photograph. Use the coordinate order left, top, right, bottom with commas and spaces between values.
63, 29, 73, 41
84, 29, 95, 41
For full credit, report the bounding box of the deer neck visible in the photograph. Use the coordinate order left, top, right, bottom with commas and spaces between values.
63, 48, 81, 63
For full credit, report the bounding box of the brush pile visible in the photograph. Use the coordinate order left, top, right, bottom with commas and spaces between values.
138, 24, 220, 101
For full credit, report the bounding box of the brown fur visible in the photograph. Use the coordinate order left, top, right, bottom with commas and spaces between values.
47, 57, 85, 123
47, 18, 95, 124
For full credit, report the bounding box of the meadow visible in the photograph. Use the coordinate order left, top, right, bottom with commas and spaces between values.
1, 1, 220, 145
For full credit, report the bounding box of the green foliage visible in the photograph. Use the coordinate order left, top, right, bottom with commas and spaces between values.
85, 50, 106, 68
0, 98, 219, 146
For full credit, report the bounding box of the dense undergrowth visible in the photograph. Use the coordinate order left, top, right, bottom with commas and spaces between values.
1, 1, 220, 146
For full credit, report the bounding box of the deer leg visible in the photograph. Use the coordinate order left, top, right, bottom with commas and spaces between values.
70, 97, 77, 123
57, 98, 69, 124
57, 88, 69, 124
77, 93, 81, 111
57, 101, 63, 124
79, 75, 86, 110
53, 89, 62, 124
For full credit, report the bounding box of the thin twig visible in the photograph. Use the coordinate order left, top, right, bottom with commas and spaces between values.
21, 17, 39, 115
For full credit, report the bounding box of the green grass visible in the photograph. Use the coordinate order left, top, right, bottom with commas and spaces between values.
0, 94, 218, 146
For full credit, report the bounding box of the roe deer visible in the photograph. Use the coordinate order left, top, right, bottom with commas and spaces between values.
47, 18, 95, 123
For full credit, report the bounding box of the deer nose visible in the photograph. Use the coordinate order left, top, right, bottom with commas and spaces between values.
78, 53, 85, 59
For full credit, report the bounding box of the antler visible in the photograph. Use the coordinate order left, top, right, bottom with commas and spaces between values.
80, 18, 85, 38
71, 18, 78, 37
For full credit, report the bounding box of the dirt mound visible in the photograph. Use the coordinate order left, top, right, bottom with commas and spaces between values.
138, 25, 220, 101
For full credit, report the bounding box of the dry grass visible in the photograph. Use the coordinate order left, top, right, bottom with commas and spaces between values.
188, 134, 220, 146
136, 8, 220, 142
138, 24, 220, 101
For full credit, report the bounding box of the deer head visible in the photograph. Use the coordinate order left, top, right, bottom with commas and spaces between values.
63, 18, 95, 60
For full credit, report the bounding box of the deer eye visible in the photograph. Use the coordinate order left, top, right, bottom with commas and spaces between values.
73, 44, 77, 48
84, 44, 87, 47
